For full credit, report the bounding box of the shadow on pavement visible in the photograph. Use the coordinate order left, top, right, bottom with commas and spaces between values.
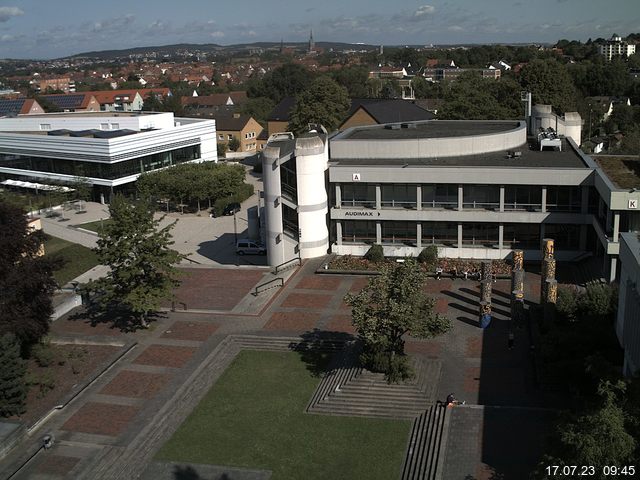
68, 303, 167, 332
196, 233, 267, 266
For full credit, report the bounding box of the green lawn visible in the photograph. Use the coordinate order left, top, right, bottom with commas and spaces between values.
76, 218, 112, 233
157, 350, 411, 480
44, 235, 99, 285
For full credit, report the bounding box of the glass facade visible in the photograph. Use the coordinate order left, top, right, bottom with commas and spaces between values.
503, 223, 540, 249
422, 222, 458, 245
463, 185, 500, 210
504, 185, 542, 211
461, 223, 499, 246
381, 221, 415, 244
0, 145, 200, 180
280, 159, 297, 202
545, 224, 580, 250
381, 184, 416, 208
421, 184, 457, 209
546, 186, 581, 212
342, 220, 376, 243
341, 183, 376, 208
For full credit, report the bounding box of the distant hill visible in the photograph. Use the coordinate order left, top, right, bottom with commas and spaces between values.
63, 41, 381, 60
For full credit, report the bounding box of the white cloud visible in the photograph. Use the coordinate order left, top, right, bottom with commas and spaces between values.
448, 25, 464, 31
414, 5, 435, 18
0, 6, 23, 23
210, 31, 225, 38
0, 34, 14, 41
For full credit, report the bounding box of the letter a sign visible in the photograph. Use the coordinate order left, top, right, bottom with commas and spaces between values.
352, 173, 361, 182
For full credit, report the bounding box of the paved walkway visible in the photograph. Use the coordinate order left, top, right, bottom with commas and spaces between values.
0, 258, 553, 480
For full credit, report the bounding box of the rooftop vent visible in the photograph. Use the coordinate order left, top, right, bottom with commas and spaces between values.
400, 123, 417, 129
384, 124, 401, 130
506, 150, 523, 159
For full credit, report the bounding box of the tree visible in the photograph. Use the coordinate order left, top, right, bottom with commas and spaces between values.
239, 97, 275, 126
0, 201, 60, 352
70, 173, 92, 211
344, 259, 452, 382
331, 66, 369, 98
439, 72, 521, 120
288, 76, 350, 134
84, 196, 185, 328
0, 333, 27, 417
518, 59, 577, 113
247, 63, 312, 103
227, 136, 241, 152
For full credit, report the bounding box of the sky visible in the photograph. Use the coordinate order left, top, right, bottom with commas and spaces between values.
0, 0, 638, 59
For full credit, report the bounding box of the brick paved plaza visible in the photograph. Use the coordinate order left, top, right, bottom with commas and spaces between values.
0, 257, 553, 480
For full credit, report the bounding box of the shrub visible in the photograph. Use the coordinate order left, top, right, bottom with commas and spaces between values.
578, 283, 616, 318
0, 334, 27, 417
556, 286, 579, 321
31, 341, 55, 367
417, 245, 438, 266
364, 244, 384, 263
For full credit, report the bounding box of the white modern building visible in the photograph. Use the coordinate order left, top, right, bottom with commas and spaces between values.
0, 111, 217, 201
261, 109, 640, 284
262, 132, 330, 267
598, 34, 636, 61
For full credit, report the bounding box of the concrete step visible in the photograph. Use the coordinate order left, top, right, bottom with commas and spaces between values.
401, 405, 448, 480
328, 389, 429, 403
310, 403, 419, 419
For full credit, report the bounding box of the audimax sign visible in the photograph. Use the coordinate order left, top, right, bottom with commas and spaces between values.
343, 211, 381, 217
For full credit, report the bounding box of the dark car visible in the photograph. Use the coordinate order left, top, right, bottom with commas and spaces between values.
223, 202, 241, 216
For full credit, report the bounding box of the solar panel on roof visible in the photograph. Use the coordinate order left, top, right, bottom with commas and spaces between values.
0, 99, 25, 116
42, 94, 84, 109
93, 129, 137, 139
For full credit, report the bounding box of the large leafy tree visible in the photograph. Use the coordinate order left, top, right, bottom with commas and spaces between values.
0, 333, 27, 417
438, 72, 521, 120
344, 258, 452, 382
0, 201, 60, 352
247, 63, 312, 103
85, 196, 185, 328
518, 59, 577, 113
288, 76, 350, 134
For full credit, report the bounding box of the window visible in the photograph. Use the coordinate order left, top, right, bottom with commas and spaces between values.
381, 184, 416, 209
461, 223, 499, 247
39, 124, 51, 131
218, 134, 223, 140
111, 123, 119, 130
545, 224, 580, 250
342, 184, 376, 208
463, 185, 500, 210
227, 134, 233, 140
422, 222, 457, 245
503, 224, 539, 249
381, 221, 415, 245
504, 186, 542, 211
342, 221, 376, 244
422, 184, 457, 208
546, 186, 581, 212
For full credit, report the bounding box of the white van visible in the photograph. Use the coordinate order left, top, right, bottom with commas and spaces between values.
236, 239, 266, 255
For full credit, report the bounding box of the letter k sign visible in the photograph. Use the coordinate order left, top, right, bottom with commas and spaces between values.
629, 199, 638, 209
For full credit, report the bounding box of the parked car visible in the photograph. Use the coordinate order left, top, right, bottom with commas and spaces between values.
236, 239, 266, 255
223, 202, 241, 216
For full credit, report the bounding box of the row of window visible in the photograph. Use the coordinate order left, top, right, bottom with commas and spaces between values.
340, 183, 584, 212
339, 221, 580, 250
0, 145, 200, 180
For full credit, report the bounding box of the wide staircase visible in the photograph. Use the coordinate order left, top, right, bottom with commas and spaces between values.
401, 404, 449, 480
307, 346, 441, 419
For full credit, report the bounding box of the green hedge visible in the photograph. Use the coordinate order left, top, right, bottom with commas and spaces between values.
212, 183, 255, 217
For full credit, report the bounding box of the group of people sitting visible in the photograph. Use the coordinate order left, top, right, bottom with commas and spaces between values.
434, 266, 482, 280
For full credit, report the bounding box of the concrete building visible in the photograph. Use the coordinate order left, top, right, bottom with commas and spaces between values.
617, 232, 640, 377
598, 34, 636, 61
260, 106, 640, 285
0, 111, 216, 202
262, 131, 330, 267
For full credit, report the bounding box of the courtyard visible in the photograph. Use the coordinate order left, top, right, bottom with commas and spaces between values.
0, 256, 557, 480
